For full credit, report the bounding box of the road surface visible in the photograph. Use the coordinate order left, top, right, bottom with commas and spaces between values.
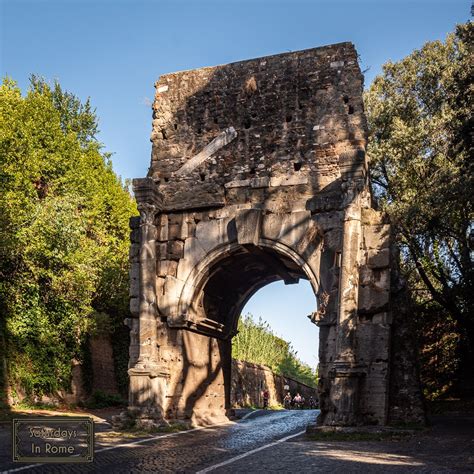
1, 409, 318, 473
3, 410, 473, 472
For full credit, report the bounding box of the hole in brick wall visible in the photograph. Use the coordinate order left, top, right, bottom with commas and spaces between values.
164, 177, 169, 183
348, 105, 354, 114
343, 95, 349, 104
293, 162, 302, 171
286, 115, 292, 123
174, 123, 178, 130
199, 172, 206, 182
243, 117, 251, 129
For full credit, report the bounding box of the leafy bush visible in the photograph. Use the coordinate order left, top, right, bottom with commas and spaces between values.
0, 77, 137, 398
232, 314, 318, 387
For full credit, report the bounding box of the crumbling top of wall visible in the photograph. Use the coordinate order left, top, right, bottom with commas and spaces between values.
149, 42, 367, 212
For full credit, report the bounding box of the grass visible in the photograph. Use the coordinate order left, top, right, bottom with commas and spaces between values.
388, 421, 426, 431
427, 398, 474, 414
15, 401, 59, 410
0, 405, 61, 422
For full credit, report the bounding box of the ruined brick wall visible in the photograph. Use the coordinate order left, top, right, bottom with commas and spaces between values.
128, 43, 372, 425
149, 42, 366, 212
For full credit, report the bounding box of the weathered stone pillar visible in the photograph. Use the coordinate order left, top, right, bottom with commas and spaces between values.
128, 177, 169, 424
329, 181, 365, 425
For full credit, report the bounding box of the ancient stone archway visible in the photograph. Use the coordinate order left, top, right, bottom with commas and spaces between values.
126, 43, 423, 427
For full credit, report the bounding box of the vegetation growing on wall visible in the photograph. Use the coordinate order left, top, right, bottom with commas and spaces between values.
232, 314, 318, 388
0, 77, 136, 401
365, 21, 473, 399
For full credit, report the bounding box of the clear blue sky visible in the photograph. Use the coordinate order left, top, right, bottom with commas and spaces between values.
1, 0, 470, 367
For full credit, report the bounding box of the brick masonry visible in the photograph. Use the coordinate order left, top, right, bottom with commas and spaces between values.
89, 335, 119, 395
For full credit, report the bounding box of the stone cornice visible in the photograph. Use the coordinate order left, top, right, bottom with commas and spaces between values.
132, 177, 163, 211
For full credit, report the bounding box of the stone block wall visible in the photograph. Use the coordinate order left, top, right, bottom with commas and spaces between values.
89, 335, 119, 395
126, 43, 424, 428
231, 359, 317, 408
357, 208, 391, 423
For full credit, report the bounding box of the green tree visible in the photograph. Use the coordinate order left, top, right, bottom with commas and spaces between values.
364, 22, 473, 397
0, 77, 137, 400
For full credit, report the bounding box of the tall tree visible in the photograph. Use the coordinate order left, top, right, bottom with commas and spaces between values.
0, 77, 136, 399
364, 22, 473, 396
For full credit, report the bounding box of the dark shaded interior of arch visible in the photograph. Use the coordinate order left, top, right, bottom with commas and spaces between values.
199, 244, 308, 338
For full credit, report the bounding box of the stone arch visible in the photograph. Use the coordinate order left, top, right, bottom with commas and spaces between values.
176, 234, 321, 332
126, 43, 425, 429
171, 236, 322, 417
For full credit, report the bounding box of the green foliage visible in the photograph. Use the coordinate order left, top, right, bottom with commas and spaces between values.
0, 77, 137, 398
111, 323, 131, 398
232, 314, 318, 388
415, 304, 461, 400
365, 22, 473, 397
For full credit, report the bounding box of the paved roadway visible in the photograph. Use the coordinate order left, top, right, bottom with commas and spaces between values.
3, 410, 473, 473
1, 409, 317, 473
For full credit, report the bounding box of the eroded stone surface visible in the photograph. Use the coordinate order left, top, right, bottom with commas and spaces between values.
127, 43, 423, 428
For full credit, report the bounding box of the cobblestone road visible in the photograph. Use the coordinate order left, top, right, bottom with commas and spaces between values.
1, 409, 316, 473
1, 411, 473, 473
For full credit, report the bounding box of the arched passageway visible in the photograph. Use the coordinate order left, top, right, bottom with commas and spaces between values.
186, 244, 319, 411
125, 43, 425, 429
231, 280, 319, 409
186, 242, 317, 338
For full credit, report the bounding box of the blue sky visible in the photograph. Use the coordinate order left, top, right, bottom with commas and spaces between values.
1, 0, 470, 367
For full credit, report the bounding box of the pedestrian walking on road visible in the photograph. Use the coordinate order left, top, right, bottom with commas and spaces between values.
262, 389, 269, 409
283, 392, 292, 410
293, 393, 303, 409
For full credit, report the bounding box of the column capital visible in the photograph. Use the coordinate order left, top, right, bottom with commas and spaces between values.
132, 177, 163, 212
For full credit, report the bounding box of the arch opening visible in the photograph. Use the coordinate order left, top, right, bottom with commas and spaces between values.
189, 243, 318, 340
230, 280, 319, 409
184, 243, 320, 413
